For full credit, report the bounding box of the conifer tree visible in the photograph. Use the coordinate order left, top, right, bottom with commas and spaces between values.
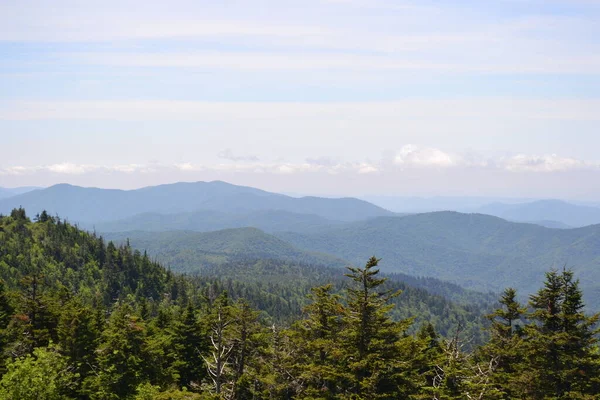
522, 269, 600, 398
84, 302, 150, 400
229, 299, 265, 400
174, 301, 207, 390
57, 297, 101, 390
294, 284, 346, 398
478, 288, 526, 398
0, 280, 14, 363
340, 256, 417, 399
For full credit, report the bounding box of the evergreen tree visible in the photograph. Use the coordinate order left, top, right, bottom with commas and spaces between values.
229, 299, 265, 400
521, 269, 600, 398
57, 297, 101, 393
340, 256, 418, 399
294, 284, 346, 398
84, 302, 150, 400
174, 301, 207, 391
0, 280, 14, 369
478, 288, 526, 398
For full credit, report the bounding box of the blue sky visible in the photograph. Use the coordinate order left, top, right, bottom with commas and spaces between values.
1, 0, 600, 198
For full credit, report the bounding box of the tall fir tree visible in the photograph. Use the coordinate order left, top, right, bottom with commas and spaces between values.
340, 256, 419, 399
478, 288, 527, 398
294, 284, 346, 399
521, 269, 600, 399
173, 301, 208, 391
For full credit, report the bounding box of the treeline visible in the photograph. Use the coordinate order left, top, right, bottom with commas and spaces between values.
0, 209, 599, 399
196, 260, 491, 341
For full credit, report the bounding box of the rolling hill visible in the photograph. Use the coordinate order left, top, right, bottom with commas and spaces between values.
104, 225, 497, 308
273, 212, 600, 309
104, 227, 347, 270
0, 181, 393, 223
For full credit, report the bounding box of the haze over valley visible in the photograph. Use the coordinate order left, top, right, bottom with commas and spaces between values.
3, 181, 600, 310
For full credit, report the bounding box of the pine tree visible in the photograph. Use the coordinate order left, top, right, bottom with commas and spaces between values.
340, 256, 417, 399
229, 299, 265, 400
0, 280, 14, 373
173, 301, 207, 390
57, 297, 101, 391
521, 269, 600, 398
84, 302, 150, 400
294, 284, 346, 398
478, 288, 526, 398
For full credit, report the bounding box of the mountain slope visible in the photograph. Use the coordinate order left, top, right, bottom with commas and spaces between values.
0, 209, 492, 341
0, 181, 393, 223
275, 212, 600, 309
478, 199, 600, 228
104, 227, 348, 270
0, 186, 40, 200
92, 209, 347, 234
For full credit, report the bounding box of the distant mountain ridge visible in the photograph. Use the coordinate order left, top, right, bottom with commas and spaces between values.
0, 186, 41, 200
0, 181, 394, 223
92, 209, 347, 234
477, 199, 600, 228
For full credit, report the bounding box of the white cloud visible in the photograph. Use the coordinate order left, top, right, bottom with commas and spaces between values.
503, 154, 591, 172
174, 163, 202, 172
46, 163, 91, 175
0, 163, 157, 176
394, 144, 458, 168
2, 150, 598, 178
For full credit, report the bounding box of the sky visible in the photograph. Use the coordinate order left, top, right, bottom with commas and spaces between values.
1, 0, 600, 198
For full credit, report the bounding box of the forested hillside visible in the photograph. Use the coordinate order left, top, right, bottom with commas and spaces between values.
276, 212, 600, 309
93, 209, 348, 234
1, 209, 600, 398
105, 228, 498, 322
104, 228, 347, 269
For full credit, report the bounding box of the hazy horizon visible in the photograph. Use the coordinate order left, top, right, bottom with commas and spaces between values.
1, 180, 599, 206
2, 0, 600, 198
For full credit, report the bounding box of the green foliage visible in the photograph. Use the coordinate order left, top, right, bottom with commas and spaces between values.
520, 269, 600, 398
105, 227, 346, 271
0, 210, 600, 399
340, 257, 421, 398
277, 211, 600, 310
0, 344, 78, 400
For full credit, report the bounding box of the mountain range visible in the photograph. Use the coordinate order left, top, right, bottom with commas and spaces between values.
106, 211, 600, 310
276, 212, 600, 308
4, 180, 600, 309
477, 199, 600, 228
0, 181, 393, 223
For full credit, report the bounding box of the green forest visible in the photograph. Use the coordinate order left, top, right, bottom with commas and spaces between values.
1, 209, 599, 399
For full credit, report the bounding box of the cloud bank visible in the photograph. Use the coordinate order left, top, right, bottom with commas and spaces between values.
2, 146, 597, 178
